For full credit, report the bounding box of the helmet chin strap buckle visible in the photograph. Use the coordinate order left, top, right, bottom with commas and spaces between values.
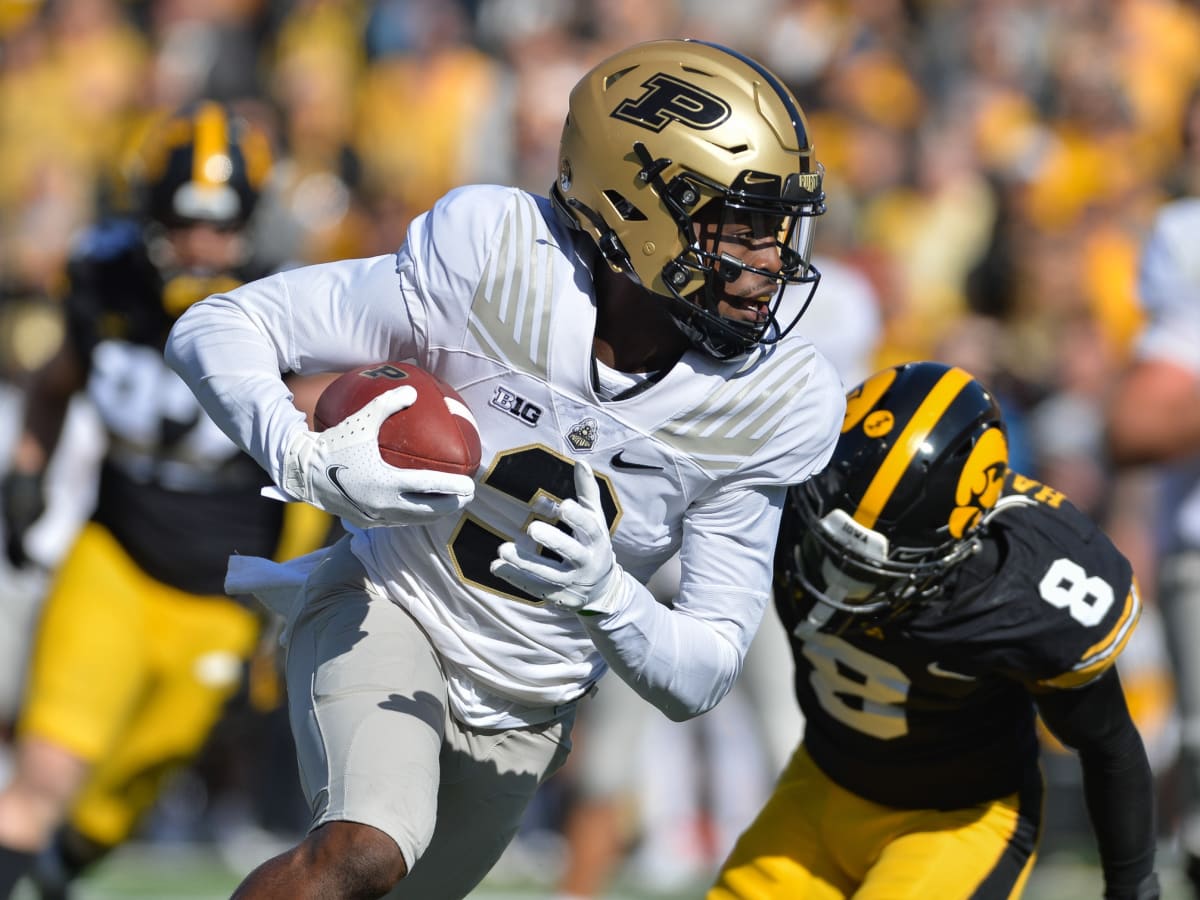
715, 253, 743, 283
663, 260, 690, 288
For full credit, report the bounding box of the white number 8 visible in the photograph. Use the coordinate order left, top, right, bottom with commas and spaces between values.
1038, 558, 1113, 627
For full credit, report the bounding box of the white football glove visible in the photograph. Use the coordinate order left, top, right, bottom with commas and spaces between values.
490, 460, 624, 613
280, 386, 475, 529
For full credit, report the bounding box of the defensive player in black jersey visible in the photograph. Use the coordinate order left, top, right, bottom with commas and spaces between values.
709, 361, 1159, 900
0, 101, 332, 898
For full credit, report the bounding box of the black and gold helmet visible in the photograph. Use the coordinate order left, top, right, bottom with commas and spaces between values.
554, 39, 825, 359
790, 362, 1009, 620
128, 100, 273, 230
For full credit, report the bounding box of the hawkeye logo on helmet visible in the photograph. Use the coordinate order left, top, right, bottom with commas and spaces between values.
612, 74, 732, 133
949, 427, 1008, 539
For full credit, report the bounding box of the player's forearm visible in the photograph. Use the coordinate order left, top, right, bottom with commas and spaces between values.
1078, 731, 1157, 899
1106, 361, 1200, 466
1035, 671, 1157, 897
165, 295, 308, 485
1107, 401, 1200, 465
580, 577, 756, 721
12, 341, 86, 474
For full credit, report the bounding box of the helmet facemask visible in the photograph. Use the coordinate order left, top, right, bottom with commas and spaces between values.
633, 148, 825, 359
790, 480, 981, 627
782, 362, 1011, 632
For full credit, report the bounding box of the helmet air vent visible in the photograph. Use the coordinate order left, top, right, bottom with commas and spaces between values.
603, 190, 647, 221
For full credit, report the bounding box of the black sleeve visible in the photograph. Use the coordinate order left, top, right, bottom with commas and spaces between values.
1035, 667, 1158, 900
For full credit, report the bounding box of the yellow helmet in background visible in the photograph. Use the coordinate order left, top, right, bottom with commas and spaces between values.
127, 100, 274, 230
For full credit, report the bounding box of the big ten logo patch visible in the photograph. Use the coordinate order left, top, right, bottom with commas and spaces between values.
490, 386, 543, 426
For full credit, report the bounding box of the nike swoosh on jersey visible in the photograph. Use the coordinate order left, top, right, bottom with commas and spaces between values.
325, 465, 378, 521
611, 450, 663, 471
926, 661, 976, 681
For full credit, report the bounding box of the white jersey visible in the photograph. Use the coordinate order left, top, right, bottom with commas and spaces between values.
167, 184, 843, 727
1135, 198, 1200, 551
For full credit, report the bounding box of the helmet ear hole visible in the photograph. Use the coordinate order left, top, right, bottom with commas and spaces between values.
602, 190, 647, 222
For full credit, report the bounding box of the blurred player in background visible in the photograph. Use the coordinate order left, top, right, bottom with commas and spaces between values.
1107, 179, 1200, 897
712, 361, 1159, 900
0, 100, 332, 899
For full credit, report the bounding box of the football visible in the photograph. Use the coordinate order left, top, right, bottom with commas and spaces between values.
314, 362, 482, 477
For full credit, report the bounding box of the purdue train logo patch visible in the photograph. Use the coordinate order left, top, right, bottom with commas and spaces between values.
566, 418, 598, 451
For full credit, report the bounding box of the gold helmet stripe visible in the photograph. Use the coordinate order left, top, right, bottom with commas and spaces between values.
854, 366, 973, 529
193, 101, 229, 188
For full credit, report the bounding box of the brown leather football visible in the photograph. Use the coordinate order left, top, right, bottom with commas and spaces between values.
314, 362, 481, 477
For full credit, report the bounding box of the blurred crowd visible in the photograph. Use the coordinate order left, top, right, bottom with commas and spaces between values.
2, 0, 1199, 893
5, 0, 1200, 486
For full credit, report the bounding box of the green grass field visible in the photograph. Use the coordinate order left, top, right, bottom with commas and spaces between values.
23, 839, 1190, 899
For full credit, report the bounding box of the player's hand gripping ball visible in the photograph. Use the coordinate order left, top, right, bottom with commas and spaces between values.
315, 362, 482, 477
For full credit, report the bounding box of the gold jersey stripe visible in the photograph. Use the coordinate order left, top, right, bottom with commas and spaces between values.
1080, 582, 1140, 662
193, 101, 228, 188
658, 353, 815, 466
1037, 584, 1142, 690
468, 196, 554, 376
854, 366, 972, 529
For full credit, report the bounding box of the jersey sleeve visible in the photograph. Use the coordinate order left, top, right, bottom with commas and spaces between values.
165, 253, 422, 489
62, 220, 164, 360
398, 183, 524, 353
987, 496, 1141, 692
580, 483, 784, 721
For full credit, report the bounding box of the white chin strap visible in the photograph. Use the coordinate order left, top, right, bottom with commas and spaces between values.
800, 509, 895, 615
820, 508, 891, 562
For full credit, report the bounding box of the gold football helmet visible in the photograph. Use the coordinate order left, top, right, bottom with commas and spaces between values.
788, 362, 1010, 620
554, 39, 825, 359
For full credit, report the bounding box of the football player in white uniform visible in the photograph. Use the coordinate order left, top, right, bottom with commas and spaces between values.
166, 39, 844, 900
1108, 194, 1200, 895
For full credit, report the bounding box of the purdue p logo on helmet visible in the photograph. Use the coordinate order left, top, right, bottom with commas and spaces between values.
554, 39, 826, 360
610, 74, 732, 133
